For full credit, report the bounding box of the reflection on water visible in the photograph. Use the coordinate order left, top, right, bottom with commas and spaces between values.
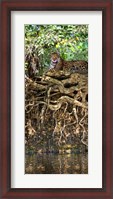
25, 153, 88, 174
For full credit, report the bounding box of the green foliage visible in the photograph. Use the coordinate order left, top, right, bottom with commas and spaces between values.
25, 25, 88, 70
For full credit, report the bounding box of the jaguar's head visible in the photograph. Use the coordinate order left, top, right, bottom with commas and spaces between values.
51, 52, 60, 64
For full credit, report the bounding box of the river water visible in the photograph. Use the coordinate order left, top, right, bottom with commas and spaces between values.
25, 152, 88, 174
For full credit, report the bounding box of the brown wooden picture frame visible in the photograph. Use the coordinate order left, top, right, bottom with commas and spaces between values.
0, 0, 112, 198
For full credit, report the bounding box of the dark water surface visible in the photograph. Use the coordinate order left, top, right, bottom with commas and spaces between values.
25, 153, 88, 174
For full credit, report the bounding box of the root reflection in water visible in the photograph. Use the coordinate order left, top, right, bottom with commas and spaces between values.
25, 153, 88, 174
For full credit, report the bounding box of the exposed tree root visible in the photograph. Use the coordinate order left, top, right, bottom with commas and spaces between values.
25, 70, 88, 152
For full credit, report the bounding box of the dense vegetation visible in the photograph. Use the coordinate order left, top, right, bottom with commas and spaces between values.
25, 25, 88, 74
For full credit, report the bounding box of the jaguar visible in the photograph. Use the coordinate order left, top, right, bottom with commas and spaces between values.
49, 52, 88, 74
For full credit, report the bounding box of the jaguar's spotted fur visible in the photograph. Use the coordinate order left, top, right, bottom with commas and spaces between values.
50, 52, 88, 74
